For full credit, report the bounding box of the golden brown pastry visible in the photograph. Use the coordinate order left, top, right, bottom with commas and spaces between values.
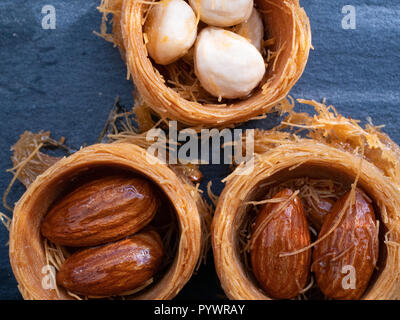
212, 100, 400, 300
98, 0, 311, 127
9, 143, 209, 300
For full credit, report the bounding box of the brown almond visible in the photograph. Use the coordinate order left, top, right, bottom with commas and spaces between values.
306, 196, 335, 231
41, 175, 159, 247
312, 188, 379, 300
250, 189, 311, 299
56, 230, 163, 297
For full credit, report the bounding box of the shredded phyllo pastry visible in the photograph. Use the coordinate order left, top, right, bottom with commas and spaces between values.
213, 99, 400, 300
3, 100, 212, 300
0, 212, 11, 232
2, 131, 67, 212
249, 99, 400, 184
207, 181, 219, 207
96, 0, 311, 127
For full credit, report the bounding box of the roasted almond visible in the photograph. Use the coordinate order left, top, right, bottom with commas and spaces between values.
250, 189, 311, 299
41, 175, 159, 247
306, 196, 335, 231
56, 230, 163, 297
312, 188, 379, 300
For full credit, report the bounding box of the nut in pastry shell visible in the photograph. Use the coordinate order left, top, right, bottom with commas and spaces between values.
189, 0, 253, 27
194, 27, 266, 99
145, 0, 197, 65
9, 143, 204, 300
234, 8, 264, 52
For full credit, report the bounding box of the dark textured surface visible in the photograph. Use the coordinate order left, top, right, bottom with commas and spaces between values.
0, 0, 399, 300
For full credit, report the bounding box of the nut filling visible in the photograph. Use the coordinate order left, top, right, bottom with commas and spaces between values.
40, 169, 179, 299
148, 0, 268, 104
240, 177, 381, 300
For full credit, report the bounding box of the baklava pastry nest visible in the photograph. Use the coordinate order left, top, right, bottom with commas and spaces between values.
98, 0, 311, 127
9, 143, 210, 300
212, 99, 400, 300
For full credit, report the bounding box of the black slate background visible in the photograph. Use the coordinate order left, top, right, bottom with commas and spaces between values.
0, 0, 399, 300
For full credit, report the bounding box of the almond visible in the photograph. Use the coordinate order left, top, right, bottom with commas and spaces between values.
250, 189, 311, 299
312, 188, 379, 300
306, 196, 335, 231
41, 175, 159, 247
56, 230, 163, 297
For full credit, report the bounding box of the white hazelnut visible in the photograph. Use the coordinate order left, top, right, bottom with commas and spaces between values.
194, 27, 266, 100
144, 0, 197, 65
235, 8, 264, 52
189, 0, 253, 27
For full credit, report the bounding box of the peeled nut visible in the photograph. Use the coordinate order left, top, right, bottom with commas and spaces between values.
56, 230, 164, 297
234, 8, 264, 51
194, 27, 266, 99
144, 0, 197, 65
312, 188, 379, 300
41, 175, 159, 247
250, 189, 311, 299
189, 0, 253, 27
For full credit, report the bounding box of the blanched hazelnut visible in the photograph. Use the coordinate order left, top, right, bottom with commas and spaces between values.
189, 0, 253, 27
235, 8, 264, 52
194, 27, 266, 100
144, 0, 197, 65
